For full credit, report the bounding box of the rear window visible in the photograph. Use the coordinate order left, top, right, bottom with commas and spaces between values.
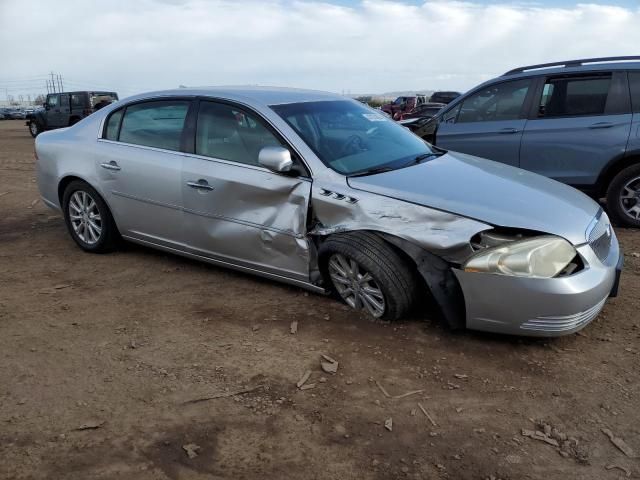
117, 100, 190, 151
71, 93, 86, 108
630, 72, 640, 113
540, 75, 611, 117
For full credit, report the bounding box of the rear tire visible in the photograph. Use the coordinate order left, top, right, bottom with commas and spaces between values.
606, 164, 640, 228
28, 121, 41, 138
319, 231, 416, 321
62, 180, 119, 253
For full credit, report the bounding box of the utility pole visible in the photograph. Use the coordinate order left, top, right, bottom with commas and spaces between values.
50, 72, 57, 93
57, 74, 63, 93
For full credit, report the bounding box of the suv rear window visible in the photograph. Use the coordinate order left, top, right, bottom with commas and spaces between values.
540, 75, 611, 117
630, 72, 640, 113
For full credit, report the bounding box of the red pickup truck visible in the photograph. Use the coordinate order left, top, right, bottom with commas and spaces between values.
381, 95, 428, 120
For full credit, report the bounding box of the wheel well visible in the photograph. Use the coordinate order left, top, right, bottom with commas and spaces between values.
57, 176, 84, 205
598, 155, 640, 197
314, 229, 443, 313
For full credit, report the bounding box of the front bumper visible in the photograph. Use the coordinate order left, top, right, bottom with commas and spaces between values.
453, 234, 621, 337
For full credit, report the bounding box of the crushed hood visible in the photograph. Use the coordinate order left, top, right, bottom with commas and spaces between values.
347, 152, 599, 245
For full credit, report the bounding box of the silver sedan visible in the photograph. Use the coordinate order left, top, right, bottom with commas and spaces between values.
35, 87, 622, 336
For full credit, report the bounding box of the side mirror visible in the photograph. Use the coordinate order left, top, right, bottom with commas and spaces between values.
44, 103, 50, 110
258, 146, 293, 173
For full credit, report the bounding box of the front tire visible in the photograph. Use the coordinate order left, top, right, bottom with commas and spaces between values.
62, 180, 119, 253
28, 121, 41, 138
606, 164, 640, 228
319, 232, 416, 321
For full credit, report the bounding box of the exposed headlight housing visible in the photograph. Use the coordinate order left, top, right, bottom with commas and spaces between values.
464, 235, 577, 278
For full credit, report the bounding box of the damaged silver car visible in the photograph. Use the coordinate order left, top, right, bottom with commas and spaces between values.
35, 87, 623, 336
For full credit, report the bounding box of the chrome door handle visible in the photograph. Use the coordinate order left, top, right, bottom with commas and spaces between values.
589, 122, 614, 129
186, 180, 214, 191
499, 127, 519, 134
100, 161, 121, 171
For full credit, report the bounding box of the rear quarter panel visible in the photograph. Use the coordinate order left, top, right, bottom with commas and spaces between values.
35, 113, 106, 210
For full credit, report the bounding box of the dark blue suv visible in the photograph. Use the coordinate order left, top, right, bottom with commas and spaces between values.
414, 56, 640, 227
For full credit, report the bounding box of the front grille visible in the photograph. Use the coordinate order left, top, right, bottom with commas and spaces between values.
521, 297, 607, 333
587, 212, 612, 263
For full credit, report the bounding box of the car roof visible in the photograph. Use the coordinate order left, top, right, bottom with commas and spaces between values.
502, 58, 640, 80
120, 86, 345, 107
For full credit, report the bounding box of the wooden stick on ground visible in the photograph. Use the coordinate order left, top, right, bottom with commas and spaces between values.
182, 385, 262, 405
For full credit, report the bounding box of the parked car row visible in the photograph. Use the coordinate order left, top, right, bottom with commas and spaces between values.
35, 80, 622, 337
0, 107, 31, 120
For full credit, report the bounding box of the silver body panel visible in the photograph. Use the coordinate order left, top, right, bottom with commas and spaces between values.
36, 87, 621, 337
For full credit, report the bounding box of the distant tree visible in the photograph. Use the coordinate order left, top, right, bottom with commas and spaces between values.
34, 94, 46, 105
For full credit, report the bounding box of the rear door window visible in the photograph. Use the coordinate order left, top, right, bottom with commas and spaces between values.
539, 75, 611, 117
118, 100, 190, 151
456, 79, 531, 123
630, 72, 640, 113
71, 94, 85, 108
59, 94, 69, 109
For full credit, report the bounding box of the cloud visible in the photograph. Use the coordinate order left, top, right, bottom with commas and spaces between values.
0, 0, 638, 98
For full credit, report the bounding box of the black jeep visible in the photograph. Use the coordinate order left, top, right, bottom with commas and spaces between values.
26, 91, 118, 137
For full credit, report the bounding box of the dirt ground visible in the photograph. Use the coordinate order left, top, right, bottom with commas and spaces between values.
0, 119, 639, 480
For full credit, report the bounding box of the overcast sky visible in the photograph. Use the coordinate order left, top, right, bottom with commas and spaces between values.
1, 0, 639, 100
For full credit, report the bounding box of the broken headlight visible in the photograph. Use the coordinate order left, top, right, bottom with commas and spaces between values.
463, 235, 577, 278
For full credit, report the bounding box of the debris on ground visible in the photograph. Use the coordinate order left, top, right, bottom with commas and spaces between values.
417, 403, 437, 427
605, 464, 631, 477
384, 418, 393, 431
630, 252, 639, 258
521, 429, 559, 447
321, 354, 338, 374
74, 420, 105, 431
375, 380, 424, 400
290, 320, 298, 334
181, 385, 262, 404
300, 383, 316, 391
297, 370, 312, 388
521, 421, 589, 463
182, 443, 201, 459
602, 428, 636, 458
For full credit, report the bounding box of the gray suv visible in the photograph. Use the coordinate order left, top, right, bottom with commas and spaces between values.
414, 56, 640, 227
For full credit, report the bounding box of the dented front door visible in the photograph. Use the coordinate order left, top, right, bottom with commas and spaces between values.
181, 155, 312, 282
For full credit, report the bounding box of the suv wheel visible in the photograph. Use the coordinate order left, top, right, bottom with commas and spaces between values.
606, 164, 640, 228
319, 232, 416, 321
62, 180, 119, 253
28, 121, 41, 138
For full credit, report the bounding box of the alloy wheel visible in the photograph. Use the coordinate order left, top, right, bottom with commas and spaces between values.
29, 123, 38, 136
328, 253, 386, 318
68, 190, 102, 245
619, 175, 640, 221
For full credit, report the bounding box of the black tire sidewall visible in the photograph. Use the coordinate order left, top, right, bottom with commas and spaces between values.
319, 233, 415, 321
29, 121, 40, 137
606, 164, 640, 228
62, 181, 116, 253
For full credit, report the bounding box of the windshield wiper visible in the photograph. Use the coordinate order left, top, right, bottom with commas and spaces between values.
348, 151, 445, 178
410, 151, 444, 164
347, 166, 396, 178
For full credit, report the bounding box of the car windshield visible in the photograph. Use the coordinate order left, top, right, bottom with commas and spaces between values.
270, 100, 437, 176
